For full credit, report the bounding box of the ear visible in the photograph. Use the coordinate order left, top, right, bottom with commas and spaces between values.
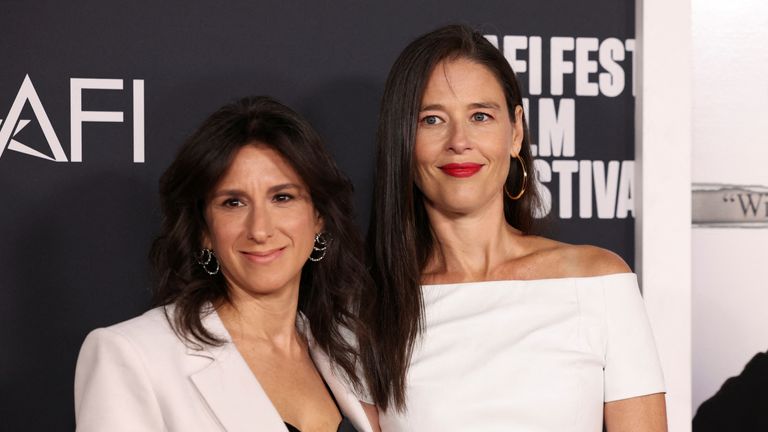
201, 230, 212, 250
510, 105, 524, 156
200, 206, 214, 250
314, 210, 325, 234
200, 216, 213, 250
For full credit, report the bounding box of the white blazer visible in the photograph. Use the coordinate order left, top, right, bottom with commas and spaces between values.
74, 306, 372, 432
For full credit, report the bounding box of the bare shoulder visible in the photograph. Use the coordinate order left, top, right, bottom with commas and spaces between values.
564, 244, 631, 277
514, 236, 631, 279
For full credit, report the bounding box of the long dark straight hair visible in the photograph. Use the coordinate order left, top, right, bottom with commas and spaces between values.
150, 96, 370, 387
361, 24, 542, 411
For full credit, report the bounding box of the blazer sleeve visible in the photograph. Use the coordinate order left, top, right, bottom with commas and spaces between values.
74, 327, 166, 431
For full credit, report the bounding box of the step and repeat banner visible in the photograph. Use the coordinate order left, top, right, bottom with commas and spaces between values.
0, 1, 634, 429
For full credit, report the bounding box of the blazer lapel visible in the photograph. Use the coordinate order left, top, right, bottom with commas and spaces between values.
302, 317, 373, 432
188, 310, 287, 432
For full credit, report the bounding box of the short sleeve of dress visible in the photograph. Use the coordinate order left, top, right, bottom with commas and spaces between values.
602, 274, 666, 402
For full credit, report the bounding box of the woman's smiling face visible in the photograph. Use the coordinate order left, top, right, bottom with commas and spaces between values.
203, 143, 322, 299
414, 57, 523, 216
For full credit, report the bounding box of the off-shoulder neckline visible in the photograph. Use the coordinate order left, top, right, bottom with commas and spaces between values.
420, 272, 636, 288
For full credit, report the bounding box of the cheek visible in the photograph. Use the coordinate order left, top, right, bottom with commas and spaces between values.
207, 219, 238, 250
504, 123, 517, 153
282, 207, 321, 245
414, 129, 439, 162
482, 128, 515, 166
500, 155, 512, 179
412, 140, 434, 188
204, 208, 243, 247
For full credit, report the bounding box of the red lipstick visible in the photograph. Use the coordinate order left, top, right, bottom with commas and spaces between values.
439, 163, 483, 178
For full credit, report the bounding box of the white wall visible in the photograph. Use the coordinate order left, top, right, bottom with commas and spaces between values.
691, 0, 768, 413
636, 0, 692, 430
692, 0, 768, 188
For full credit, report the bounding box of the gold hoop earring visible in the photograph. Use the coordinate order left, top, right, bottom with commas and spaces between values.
504, 154, 528, 200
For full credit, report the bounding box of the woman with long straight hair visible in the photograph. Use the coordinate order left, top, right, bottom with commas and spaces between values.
358, 25, 666, 431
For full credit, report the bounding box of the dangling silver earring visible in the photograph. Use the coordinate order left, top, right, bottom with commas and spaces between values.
196, 248, 220, 275
309, 232, 330, 262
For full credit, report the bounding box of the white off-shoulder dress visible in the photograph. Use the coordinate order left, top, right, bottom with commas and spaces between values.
368, 273, 665, 431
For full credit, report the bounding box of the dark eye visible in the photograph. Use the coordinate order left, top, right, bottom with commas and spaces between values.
273, 193, 294, 203
223, 198, 244, 207
422, 115, 443, 125
472, 112, 490, 122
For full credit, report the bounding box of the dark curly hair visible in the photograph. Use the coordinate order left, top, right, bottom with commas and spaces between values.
150, 96, 369, 387
361, 24, 543, 410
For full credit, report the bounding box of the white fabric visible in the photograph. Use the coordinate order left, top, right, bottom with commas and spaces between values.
376, 273, 665, 431
74, 306, 373, 432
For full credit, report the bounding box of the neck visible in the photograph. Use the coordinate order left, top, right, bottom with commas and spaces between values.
422, 195, 523, 282
217, 282, 303, 353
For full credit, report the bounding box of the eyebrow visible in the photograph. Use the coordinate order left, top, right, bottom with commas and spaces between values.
268, 183, 303, 194
419, 101, 502, 112
210, 183, 303, 198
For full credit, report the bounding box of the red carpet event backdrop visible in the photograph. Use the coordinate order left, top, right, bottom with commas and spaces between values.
0, 1, 634, 429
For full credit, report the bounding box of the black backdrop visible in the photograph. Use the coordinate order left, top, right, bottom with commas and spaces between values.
0, 1, 634, 429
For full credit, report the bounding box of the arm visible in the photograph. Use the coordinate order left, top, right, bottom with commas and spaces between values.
605, 393, 667, 432
74, 328, 165, 431
361, 402, 382, 432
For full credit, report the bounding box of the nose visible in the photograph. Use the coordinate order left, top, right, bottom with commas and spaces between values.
447, 121, 471, 153
246, 203, 273, 242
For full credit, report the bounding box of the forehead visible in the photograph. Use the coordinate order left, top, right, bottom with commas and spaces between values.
421, 58, 506, 104
217, 142, 303, 186
422, 57, 506, 106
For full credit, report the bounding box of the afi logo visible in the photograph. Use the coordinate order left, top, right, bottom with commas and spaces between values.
0, 75, 145, 162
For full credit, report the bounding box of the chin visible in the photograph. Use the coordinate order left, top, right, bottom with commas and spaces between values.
430, 201, 483, 216
425, 191, 487, 213
226, 274, 298, 298
244, 285, 294, 298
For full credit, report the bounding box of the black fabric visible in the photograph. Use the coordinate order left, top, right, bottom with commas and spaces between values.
284, 416, 358, 432
337, 416, 359, 432
693, 351, 768, 431
281, 378, 360, 432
